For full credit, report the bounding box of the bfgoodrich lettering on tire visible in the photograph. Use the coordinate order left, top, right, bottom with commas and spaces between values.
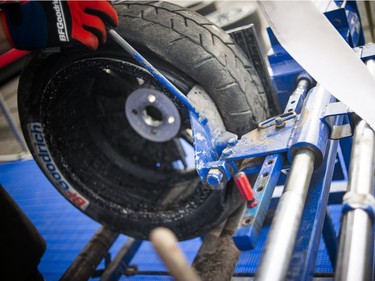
18, 1, 269, 240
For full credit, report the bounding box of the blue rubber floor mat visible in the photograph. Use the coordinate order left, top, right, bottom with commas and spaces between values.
0, 160, 339, 280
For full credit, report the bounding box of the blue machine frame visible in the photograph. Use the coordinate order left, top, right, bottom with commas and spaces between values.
187, 0, 360, 239
109, 1, 375, 280
187, 1, 375, 280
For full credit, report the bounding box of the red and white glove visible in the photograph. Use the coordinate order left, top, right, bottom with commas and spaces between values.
0, 0, 119, 50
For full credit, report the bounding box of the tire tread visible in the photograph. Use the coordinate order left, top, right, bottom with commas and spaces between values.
116, 1, 270, 134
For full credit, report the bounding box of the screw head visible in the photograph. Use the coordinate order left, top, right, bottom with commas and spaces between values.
207, 168, 224, 186
199, 117, 208, 125
148, 95, 156, 103
222, 148, 233, 157
167, 116, 175, 124
274, 117, 285, 128
228, 136, 238, 146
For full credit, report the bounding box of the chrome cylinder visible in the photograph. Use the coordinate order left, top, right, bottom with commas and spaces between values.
335, 119, 375, 281
290, 84, 334, 168
255, 149, 315, 281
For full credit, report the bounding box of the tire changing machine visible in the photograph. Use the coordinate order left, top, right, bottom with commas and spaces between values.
58, 3, 375, 281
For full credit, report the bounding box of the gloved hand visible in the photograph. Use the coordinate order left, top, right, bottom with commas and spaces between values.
0, 0, 119, 50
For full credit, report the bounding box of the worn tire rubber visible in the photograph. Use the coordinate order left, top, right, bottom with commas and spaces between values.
18, 1, 269, 240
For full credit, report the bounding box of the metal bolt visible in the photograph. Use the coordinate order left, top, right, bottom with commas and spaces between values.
148, 94, 156, 103
228, 136, 238, 146
199, 117, 208, 125
207, 168, 224, 187
103, 68, 111, 74
167, 116, 175, 124
222, 148, 233, 157
274, 116, 285, 128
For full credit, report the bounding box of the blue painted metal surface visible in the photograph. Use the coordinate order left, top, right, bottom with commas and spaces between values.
192, 83, 343, 188
187, 86, 237, 185
342, 1, 365, 46
322, 212, 338, 268
232, 85, 342, 251
209, 3, 366, 275
225, 118, 294, 163
234, 154, 284, 250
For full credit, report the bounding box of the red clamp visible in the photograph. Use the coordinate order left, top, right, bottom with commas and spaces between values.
234, 172, 257, 208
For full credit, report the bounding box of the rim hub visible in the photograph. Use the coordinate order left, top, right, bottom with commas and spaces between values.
125, 88, 181, 142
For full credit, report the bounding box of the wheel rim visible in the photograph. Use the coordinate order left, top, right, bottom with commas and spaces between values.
125, 88, 182, 143
40, 57, 209, 218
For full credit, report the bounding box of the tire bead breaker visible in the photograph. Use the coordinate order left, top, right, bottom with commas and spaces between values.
108, 3, 375, 279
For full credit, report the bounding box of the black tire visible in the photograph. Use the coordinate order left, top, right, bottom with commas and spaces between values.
18, 1, 269, 240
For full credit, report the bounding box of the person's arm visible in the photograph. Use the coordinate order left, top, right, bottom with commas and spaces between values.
0, 0, 118, 54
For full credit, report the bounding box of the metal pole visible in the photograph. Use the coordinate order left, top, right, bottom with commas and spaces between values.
286, 127, 341, 280
100, 238, 142, 281
335, 119, 375, 281
60, 226, 119, 281
255, 149, 315, 281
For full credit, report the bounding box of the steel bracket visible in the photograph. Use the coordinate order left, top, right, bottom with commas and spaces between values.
187, 86, 238, 184
189, 84, 347, 185
321, 102, 354, 140
258, 111, 297, 129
